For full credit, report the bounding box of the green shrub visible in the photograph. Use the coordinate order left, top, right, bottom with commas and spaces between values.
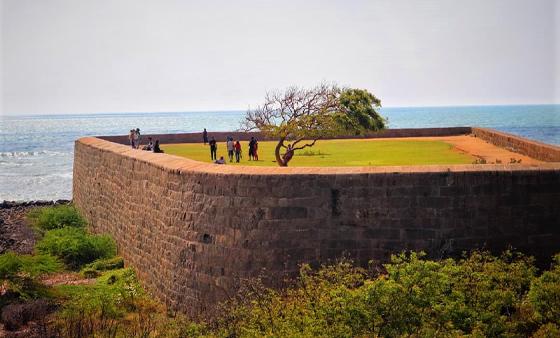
35, 227, 116, 270
50, 268, 152, 337
96, 267, 138, 287
96, 268, 143, 310
42, 251, 560, 337
27, 204, 88, 230
532, 323, 560, 338
81, 268, 101, 279
203, 251, 541, 338
51, 282, 125, 337
530, 254, 560, 325
87, 256, 124, 271
0, 252, 62, 304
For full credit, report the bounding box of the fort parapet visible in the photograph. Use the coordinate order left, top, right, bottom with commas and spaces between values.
74, 127, 560, 312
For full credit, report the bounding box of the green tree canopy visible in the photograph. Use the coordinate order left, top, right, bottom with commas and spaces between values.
242, 82, 386, 166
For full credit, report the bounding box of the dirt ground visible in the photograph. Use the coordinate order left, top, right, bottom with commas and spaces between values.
0, 204, 43, 255
0, 201, 75, 338
365, 135, 542, 164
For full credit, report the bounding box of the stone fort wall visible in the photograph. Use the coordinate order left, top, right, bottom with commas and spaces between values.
73, 127, 560, 313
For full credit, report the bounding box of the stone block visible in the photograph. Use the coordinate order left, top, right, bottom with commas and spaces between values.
268, 206, 308, 220
363, 228, 400, 240
416, 197, 452, 209
404, 228, 438, 241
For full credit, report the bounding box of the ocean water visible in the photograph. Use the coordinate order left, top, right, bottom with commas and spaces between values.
1, 105, 559, 202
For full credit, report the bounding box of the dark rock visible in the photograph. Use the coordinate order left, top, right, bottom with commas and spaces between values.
1, 201, 19, 209
32, 200, 52, 206
0, 200, 70, 209
55, 199, 71, 205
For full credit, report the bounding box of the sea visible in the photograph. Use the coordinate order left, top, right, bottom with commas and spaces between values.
1, 105, 559, 202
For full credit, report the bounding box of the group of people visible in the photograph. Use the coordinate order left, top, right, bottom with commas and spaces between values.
125, 128, 292, 162
128, 128, 163, 153
205, 131, 258, 164
129, 128, 141, 149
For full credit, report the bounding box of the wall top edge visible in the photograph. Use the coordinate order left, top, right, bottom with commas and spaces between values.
470, 127, 560, 151
76, 135, 560, 176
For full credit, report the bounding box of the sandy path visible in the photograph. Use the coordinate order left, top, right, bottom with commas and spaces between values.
360, 135, 541, 164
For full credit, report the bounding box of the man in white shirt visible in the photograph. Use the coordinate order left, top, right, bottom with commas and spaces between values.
227, 138, 235, 162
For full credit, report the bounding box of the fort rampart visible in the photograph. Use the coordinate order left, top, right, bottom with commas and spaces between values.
74, 127, 560, 312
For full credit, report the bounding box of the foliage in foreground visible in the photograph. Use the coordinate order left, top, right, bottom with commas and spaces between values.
86, 256, 125, 272
0, 204, 123, 332
0, 252, 63, 305
4, 247, 560, 337
25, 203, 117, 271
47, 251, 560, 337
195, 251, 560, 338
26, 204, 88, 230
34, 227, 116, 270
50, 267, 192, 338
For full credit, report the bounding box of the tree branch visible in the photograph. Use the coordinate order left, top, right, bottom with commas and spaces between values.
291, 136, 322, 151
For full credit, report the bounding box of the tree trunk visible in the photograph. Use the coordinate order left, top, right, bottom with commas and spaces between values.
275, 137, 287, 167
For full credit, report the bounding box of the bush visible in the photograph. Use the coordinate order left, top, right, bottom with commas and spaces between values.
51, 284, 124, 337
96, 268, 143, 310
50, 268, 155, 337
42, 251, 560, 337
203, 251, 541, 338
530, 254, 560, 325
81, 268, 101, 279
35, 227, 116, 270
532, 323, 560, 338
87, 256, 124, 271
27, 204, 88, 230
0, 252, 63, 304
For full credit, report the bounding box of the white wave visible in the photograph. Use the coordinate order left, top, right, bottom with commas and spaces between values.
0, 162, 37, 167
0, 150, 72, 157
52, 172, 73, 179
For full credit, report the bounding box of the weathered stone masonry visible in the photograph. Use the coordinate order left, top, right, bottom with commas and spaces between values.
73, 128, 560, 312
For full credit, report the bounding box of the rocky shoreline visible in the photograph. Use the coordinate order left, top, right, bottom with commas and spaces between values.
0, 200, 71, 255
0, 200, 71, 210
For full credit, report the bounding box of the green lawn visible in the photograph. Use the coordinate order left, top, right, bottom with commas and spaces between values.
162, 139, 475, 167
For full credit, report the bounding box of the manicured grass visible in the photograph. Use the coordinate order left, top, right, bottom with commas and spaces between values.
162, 139, 475, 167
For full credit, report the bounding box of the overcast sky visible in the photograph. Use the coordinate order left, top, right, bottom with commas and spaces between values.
1, 0, 559, 116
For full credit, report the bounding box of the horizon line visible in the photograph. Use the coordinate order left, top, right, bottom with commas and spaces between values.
3, 103, 559, 118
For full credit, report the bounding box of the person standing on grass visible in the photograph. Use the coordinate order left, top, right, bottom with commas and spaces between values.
248, 137, 256, 161
203, 128, 208, 145
253, 139, 259, 161
227, 138, 235, 162
209, 136, 217, 161
234, 141, 242, 163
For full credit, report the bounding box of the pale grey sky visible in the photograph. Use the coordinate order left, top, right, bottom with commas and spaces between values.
1, 0, 559, 116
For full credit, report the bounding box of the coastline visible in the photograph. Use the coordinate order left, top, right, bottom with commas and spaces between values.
2, 105, 559, 202
1, 200, 71, 209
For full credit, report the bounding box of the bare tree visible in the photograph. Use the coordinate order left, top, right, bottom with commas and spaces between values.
242, 82, 385, 167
